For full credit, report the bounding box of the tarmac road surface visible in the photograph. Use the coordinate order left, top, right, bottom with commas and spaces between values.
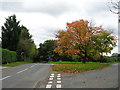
2, 63, 52, 88
1, 63, 119, 88
61, 63, 119, 88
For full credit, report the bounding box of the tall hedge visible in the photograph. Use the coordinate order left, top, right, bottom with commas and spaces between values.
1, 48, 17, 64
103, 56, 120, 62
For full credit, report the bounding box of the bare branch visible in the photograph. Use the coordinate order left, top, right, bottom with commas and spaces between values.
108, 0, 120, 14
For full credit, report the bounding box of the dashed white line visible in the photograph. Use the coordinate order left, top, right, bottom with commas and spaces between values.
49, 78, 53, 80
57, 81, 61, 83
46, 84, 52, 88
30, 63, 38, 68
0, 76, 11, 80
46, 73, 62, 88
57, 78, 61, 80
30, 65, 35, 68
57, 75, 61, 77
51, 74, 54, 76
50, 75, 54, 78
48, 81, 53, 84
0, 64, 40, 81
56, 84, 61, 88
17, 68, 28, 74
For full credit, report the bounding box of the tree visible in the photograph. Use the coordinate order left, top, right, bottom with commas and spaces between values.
1, 14, 37, 62
17, 26, 37, 62
108, 1, 120, 23
108, 0, 120, 14
112, 53, 118, 57
36, 40, 56, 62
35, 40, 69, 62
54, 19, 117, 63
91, 28, 117, 62
19, 25, 32, 40
2, 14, 21, 51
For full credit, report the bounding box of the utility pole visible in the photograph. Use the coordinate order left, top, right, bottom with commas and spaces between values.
118, 1, 120, 60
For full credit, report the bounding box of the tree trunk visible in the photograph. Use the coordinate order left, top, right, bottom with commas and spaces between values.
100, 53, 103, 63
83, 50, 87, 63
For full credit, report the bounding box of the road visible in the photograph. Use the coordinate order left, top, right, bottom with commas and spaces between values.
61, 63, 119, 88
1, 63, 119, 88
2, 63, 52, 88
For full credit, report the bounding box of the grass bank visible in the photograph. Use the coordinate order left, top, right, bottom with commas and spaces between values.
2, 62, 32, 67
51, 63, 113, 73
48, 61, 83, 64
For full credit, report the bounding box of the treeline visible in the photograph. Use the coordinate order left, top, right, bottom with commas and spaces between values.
1, 15, 37, 64
34, 40, 73, 62
34, 39, 120, 63
1, 15, 119, 64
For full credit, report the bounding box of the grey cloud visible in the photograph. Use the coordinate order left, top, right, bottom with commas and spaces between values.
83, 2, 109, 16
0, 2, 23, 12
32, 31, 55, 47
25, 2, 76, 16
0, 1, 77, 16
30, 27, 57, 44
0, 1, 109, 17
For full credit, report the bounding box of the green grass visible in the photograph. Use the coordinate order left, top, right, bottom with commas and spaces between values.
48, 61, 83, 64
2, 62, 32, 67
48, 61, 105, 64
51, 63, 113, 73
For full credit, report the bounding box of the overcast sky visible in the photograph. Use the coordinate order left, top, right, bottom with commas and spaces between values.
0, 0, 118, 55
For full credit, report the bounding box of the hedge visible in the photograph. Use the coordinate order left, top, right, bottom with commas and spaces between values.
103, 56, 120, 62
1, 48, 17, 64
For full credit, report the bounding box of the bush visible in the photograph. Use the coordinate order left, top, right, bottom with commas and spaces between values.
103, 56, 119, 63
1, 48, 17, 64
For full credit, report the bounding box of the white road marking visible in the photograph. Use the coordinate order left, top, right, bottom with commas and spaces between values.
57, 81, 61, 83
51, 74, 54, 76
30, 63, 38, 68
46, 84, 52, 88
56, 84, 61, 88
0, 76, 11, 80
49, 78, 53, 80
57, 78, 61, 80
50, 75, 54, 78
48, 81, 53, 84
30, 65, 35, 68
17, 68, 28, 74
1, 64, 39, 81
57, 76, 61, 77
46, 73, 62, 88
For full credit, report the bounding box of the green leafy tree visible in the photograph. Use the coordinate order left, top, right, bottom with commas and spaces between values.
36, 40, 62, 62
91, 30, 117, 62
17, 26, 37, 62
2, 14, 21, 51
35, 40, 73, 62
1, 15, 37, 62
36, 40, 55, 62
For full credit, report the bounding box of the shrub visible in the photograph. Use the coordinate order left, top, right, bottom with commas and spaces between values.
103, 56, 119, 63
1, 48, 17, 64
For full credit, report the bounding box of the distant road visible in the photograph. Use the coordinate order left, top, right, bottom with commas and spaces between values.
2, 63, 52, 88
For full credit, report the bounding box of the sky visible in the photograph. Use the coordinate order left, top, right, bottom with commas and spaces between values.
0, 0, 119, 55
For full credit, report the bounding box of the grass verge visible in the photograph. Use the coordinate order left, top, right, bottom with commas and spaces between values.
48, 61, 83, 64
2, 62, 32, 67
51, 63, 113, 73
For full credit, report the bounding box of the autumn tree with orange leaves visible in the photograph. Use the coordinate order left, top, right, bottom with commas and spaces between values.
54, 19, 117, 63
